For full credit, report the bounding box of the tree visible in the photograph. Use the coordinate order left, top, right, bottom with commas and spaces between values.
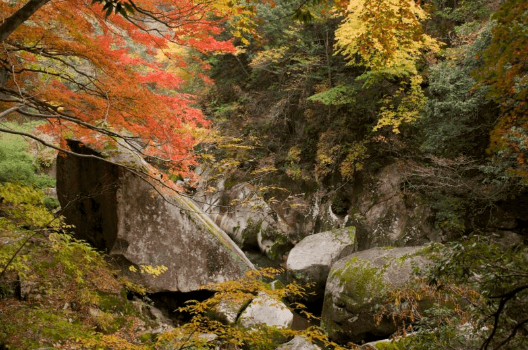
334, 0, 440, 133
0, 0, 255, 180
473, 0, 528, 178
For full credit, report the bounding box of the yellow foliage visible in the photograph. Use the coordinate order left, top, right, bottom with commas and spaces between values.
315, 131, 341, 178
129, 264, 168, 278
287, 146, 302, 163
335, 0, 438, 132
376, 74, 426, 133
339, 140, 370, 180
335, 0, 440, 75
249, 46, 289, 69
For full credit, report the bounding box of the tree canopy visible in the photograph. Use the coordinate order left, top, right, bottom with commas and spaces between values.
0, 0, 257, 179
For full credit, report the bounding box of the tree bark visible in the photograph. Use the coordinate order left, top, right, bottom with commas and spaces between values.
0, 0, 51, 42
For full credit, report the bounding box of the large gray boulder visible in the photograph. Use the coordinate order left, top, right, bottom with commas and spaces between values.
286, 227, 357, 302
321, 246, 429, 344
57, 140, 254, 293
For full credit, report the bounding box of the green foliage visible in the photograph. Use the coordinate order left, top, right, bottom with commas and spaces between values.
0, 122, 55, 189
307, 84, 358, 106
433, 0, 495, 23
429, 191, 466, 234
0, 182, 152, 349
418, 24, 495, 158
381, 239, 528, 350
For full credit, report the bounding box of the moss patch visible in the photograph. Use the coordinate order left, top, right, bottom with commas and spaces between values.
332, 257, 387, 304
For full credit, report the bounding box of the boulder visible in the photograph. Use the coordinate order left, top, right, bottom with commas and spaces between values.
276, 336, 321, 350
56, 140, 254, 293
239, 292, 293, 329
321, 246, 430, 344
286, 227, 357, 302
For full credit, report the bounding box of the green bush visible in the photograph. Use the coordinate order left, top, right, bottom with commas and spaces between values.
0, 122, 55, 189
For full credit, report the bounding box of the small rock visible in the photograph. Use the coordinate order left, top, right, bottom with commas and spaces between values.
209, 295, 252, 325
239, 292, 293, 329
276, 336, 321, 350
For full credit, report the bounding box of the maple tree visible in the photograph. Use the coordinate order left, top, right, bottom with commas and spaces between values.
0, 0, 257, 179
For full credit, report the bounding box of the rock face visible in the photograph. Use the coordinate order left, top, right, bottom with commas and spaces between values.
347, 162, 439, 250
286, 227, 357, 302
194, 177, 296, 261
239, 292, 294, 329
321, 246, 429, 344
196, 161, 440, 261
195, 179, 276, 250
56, 140, 254, 293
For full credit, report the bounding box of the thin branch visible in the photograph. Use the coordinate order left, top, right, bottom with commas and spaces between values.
0, 105, 20, 118
493, 317, 528, 350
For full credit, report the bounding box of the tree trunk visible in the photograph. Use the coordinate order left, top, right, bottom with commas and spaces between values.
0, 0, 51, 42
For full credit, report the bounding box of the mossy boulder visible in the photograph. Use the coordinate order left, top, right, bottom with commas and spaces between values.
286, 227, 357, 303
258, 224, 295, 262
321, 246, 429, 344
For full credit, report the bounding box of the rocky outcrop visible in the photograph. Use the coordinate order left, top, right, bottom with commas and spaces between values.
239, 292, 294, 329
56, 140, 254, 293
194, 177, 296, 261
286, 227, 357, 303
194, 178, 276, 250
346, 162, 440, 250
196, 161, 440, 261
321, 246, 430, 344
194, 172, 359, 262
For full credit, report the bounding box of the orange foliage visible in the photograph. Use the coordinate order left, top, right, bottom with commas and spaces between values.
0, 0, 240, 177
475, 0, 528, 173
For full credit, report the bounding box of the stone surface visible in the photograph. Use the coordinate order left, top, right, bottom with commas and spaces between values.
286, 227, 357, 302
197, 161, 441, 261
321, 246, 430, 344
194, 177, 282, 250
194, 172, 322, 262
276, 336, 321, 350
209, 295, 252, 325
239, 292, 293, 329
347, 162, 440, 250
56, 140, 254, 293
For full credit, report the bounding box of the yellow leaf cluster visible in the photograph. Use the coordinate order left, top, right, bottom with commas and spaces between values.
376, 74, 426, 133
335, 0, 440, 75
